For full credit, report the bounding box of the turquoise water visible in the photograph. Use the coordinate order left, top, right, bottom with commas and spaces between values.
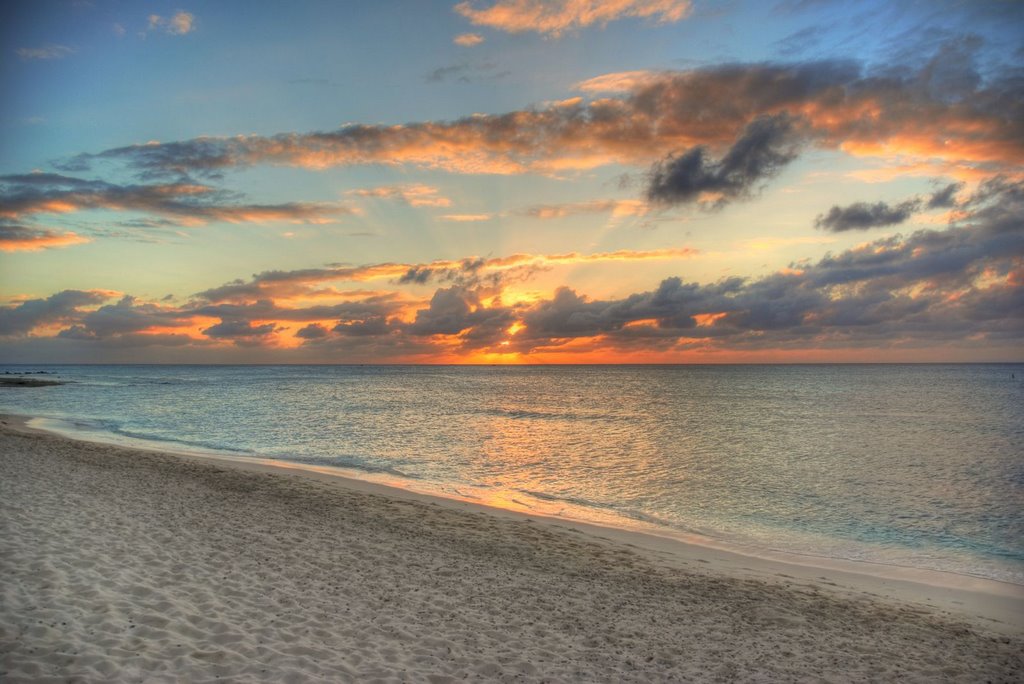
2, 364, 1022, 583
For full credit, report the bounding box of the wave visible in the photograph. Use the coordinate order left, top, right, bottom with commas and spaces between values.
280, 453, 420, 480
42, 416, 254, 456
481, 407, 629, 422
515, 488, 701, 536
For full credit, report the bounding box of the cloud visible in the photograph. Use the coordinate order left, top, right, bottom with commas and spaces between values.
2, 181, 1020, 359
148, 11, 195, 35
75, 296, 190, 337
295, 323, 329, 339
927, 182, 964, 209
773, 25, 825, 57
393, 247, 696, 287
347, 184, 452, 207
454, 32, 484, 46
425, 60, 506, 83
190, 247, 696, 304
61, 49, 1023, 182
427, 64, 473, 83
439, 213, 493, 222
504, 182, 1024, 354
406, 286, 514, 340
191, 266, 412, 303
814, 199, 921, 232
646, 114, 802, 207
201, 319, 276, 340
16, 44, 75, 60
0, 290, 113, 336
333, 316, 392, 337
574, 70, 661, 93
0, 173, 354, 225
453, 0, 692, 36
188, 297, 406, 325
519, 199, 647, 218
511, 220, 1022, 353
0, 222, 90, 252
168, 11, 195, 34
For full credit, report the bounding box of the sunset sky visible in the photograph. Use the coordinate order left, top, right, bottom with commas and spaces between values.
1, 0, 1021, 363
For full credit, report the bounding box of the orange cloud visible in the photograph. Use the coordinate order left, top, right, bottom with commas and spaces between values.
454, 0, 691, 36
439, 213, 493, 222
0, 229, 90, 252
192, 246, 698, 304
846, 161, 1001, 185
77, 59, 1021, 182
692, 312, 727, 327
453, 32, 485, 46
0, 173, 355, 225
348, 184, 452, 207
574, 70, 661, 93
523, 246, 695, 265
521, 198, 648, 219
148, 11, 195, 35
5, 201, 1021, 362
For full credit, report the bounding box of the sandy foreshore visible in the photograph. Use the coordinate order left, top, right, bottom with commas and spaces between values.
1, 417, 1021, 682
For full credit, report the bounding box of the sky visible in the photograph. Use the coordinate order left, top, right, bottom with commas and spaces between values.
1, 0, 1021, 363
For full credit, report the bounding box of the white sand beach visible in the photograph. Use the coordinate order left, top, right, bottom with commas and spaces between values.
1, 415, 1021, 682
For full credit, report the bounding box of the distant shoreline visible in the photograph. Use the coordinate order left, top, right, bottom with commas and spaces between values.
0, 377, 65, 387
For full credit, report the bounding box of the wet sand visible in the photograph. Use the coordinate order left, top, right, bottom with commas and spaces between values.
1, 417, 1021, 682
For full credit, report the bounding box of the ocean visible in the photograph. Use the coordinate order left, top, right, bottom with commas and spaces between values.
2, 363, 1021, 584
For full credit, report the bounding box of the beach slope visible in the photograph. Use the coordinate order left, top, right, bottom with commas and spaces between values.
1, 420, 1021, 682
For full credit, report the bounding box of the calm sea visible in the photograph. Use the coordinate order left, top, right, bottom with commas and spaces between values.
2, 364, 1021, 584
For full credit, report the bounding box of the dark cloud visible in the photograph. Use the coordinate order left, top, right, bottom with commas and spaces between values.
964, 176, 1024, 220
927, 182, 963, 209
398, 267, 434, 284
56, 328, 201, 348
406, 286, 514, 339
510, 181, 1023, 352
407, 287, 477, 336
56, 325, 98, 340
0, 290, 111, 336
188, 297, 403, 325
201, 320, 277, 340
0, 220, 88, 251
295, 323, 329, 339
814, 199, 921, 232
426, 61, 506, 84
58, 47, 1023, 181
191, 263, 418, 303
0, 173, 352, 225
426, 64, 470, 82
77, 296, 186, 337
645, 114, 802, 207
396, 257, 496, 288
4, 180, 1021, 359
519, 277, 745, 340
333, 317, 392, 337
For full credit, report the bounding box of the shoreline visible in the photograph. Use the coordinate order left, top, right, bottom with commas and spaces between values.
2, 415, 1021, 681
6, 413, 1024, 633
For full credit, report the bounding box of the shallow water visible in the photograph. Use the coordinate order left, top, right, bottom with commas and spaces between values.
2, 363, 1022, 583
